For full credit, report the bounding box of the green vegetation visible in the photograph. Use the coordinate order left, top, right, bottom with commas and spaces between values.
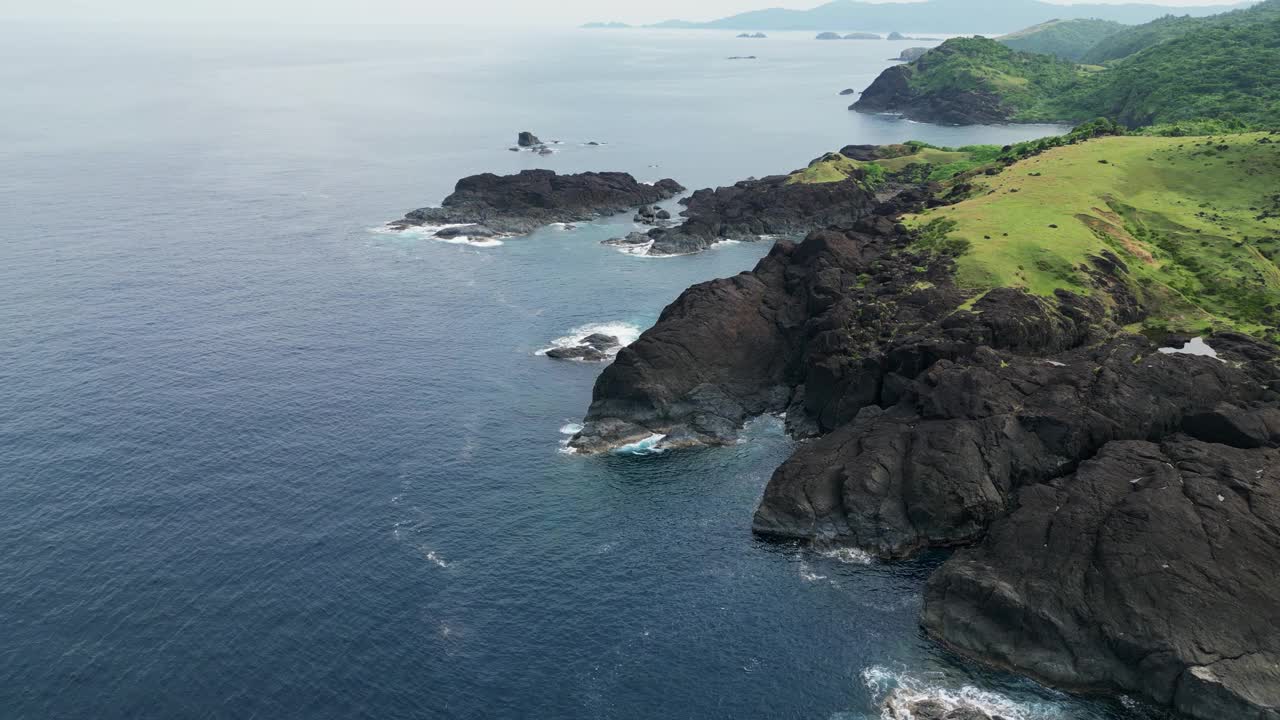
999, 18, 1126, 62
906, 132, 1280, 338
1082, 0, 1280, 64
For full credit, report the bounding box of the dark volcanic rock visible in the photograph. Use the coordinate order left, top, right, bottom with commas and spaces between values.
517, 131, 542, 147
839, 88, 856, 96
751, 331, 1275, 557
393, 170, 685, 236
924, 437, 1280, 720
852, 63, 1013, 124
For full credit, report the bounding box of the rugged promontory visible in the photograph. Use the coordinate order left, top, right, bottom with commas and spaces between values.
569, 129, 1280, 718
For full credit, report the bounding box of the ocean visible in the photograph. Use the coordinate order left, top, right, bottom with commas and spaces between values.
0, 21, 1160, 719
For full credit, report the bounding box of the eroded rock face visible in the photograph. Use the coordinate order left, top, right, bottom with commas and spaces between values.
923, 437, 1280, 720
393, 170, 685, 235
571, 213, 960, 451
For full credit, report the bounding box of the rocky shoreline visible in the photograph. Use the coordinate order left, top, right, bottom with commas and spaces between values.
567, 144, 1280, 718
603, 163, 896, 256
391, 169, 684, 238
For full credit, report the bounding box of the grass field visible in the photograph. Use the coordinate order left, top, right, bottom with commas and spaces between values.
907, 133, 1280, 336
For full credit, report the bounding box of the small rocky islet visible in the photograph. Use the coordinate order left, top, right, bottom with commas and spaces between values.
390, 167, 684, 238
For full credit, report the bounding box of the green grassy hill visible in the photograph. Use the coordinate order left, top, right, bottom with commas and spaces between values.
999, 18, 1127, 61
908, 132, 1280, 339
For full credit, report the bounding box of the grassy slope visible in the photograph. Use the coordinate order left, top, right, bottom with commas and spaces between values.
909, 133, 1280, 337
999, 18, 1127, 62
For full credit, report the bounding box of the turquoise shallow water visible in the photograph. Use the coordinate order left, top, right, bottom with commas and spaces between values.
0, 22, 1162, 719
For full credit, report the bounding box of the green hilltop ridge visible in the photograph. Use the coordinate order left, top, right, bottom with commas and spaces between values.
998, 18, 1127, 61
854, 8, 1280, 128
1084, 0, 1280, 63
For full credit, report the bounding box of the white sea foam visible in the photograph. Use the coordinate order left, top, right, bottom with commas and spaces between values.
862, 666, 1064, 720
613, 433, 667, 455
372, 222, 506, 248
612, 240, 655, 256
536, 322, 643, 358
557, 422, 585, 455
424, 549, 449, 568
818, 546, 874, 565
1158, 336, 1223, 361
798, 561, 827, 583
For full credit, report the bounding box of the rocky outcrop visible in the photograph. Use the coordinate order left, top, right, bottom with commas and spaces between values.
852, 64, 1014, 124
603, 172, 888, 256
545, 333, 621, 362
392, 170, 685, 235
898, 47, 930, 62
517, 131, 542, 147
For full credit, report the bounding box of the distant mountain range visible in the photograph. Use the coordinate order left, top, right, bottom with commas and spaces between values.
586, 0, 1256, 35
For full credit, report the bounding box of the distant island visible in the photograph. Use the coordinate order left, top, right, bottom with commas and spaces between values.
587, 0, 1255, 35
580, 21, 631, 29
817, 31, 880, 39
736, 32, 768, 38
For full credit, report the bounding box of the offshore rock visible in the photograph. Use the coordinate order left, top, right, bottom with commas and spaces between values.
392, 170, 685, 235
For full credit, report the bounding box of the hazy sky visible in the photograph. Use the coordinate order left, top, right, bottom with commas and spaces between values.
2, 0, 1248, 26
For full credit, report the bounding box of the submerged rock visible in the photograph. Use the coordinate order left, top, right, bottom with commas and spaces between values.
433, 224, 498, 239
545, 333, 621, 362
392, 171, 685, 236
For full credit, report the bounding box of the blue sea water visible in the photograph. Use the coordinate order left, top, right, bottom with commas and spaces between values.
1, 22, 1159, 719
